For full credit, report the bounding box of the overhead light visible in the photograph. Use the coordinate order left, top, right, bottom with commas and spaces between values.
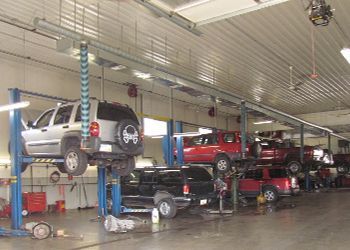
134, 71, 152, 79
341, 48, 350, 64
0, 158, 11, 164
110, 65, 127, 71
198, 128, 212, 134
253, 120, 273, 125
0, 101, 30, 112
175, 0, 211, 12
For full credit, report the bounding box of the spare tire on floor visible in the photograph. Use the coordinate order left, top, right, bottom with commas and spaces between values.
114, 119, 141, 153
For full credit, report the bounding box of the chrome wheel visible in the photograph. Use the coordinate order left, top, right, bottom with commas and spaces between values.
217, 159, 228, 171
158, 201, 171, 216
264, 190, 276, 202
66, 152, 79, 171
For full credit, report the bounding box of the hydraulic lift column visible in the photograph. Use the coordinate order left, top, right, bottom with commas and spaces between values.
97, 165, 107, 217
111, 168, 121, 217
175, 121, 184, 166
9, 88, 23, 230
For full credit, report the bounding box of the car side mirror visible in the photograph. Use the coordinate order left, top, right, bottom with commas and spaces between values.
27, 121, 35, 128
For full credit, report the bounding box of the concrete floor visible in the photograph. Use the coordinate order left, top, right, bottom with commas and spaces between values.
1, 189, 350, 250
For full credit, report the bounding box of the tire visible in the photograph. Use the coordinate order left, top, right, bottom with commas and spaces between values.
64, 146, 88, 176
337, 164, 349, 174
56, 164, 67, 174
115, 119, 141, 153
111, 157, 135, 176
157, 198, 177, 219
263, 187, 278, 203
287, 161, 302, 174
215, 155, 231, 174
251, 141, 262, 159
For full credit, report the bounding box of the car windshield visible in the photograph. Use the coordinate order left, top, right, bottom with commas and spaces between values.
183, 168, 212, 182
97, 102, 138, 123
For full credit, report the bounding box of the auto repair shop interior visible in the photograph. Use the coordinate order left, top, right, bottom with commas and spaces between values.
0, 0, 350, 249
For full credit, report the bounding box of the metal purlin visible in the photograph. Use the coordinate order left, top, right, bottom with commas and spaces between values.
9, 88, 23, 230
80, 42, 90, 146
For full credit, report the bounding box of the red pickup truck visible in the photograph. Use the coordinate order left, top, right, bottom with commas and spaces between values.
175, 131, 261, 174
256, 140, 332, 173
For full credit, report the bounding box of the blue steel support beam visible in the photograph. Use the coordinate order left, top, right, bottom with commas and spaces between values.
175, 121, 184, 165
301, 124, 310, 191
80, 42, 90, 148
328, 133, 331, 152
9, 88, 23, 230
240, 100, 247, 159
97, 166, 107, 217
166, 120, 174, 166
111, 168, 121, 217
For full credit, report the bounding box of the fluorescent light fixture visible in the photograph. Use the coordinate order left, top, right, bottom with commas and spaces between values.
0, 101, 30, 112
175, 0, 211, 12
253, 120, 273, 125
134, 71, 152, 79
341, 48, 350, 64
150, 136, 164, 139
111, 65, 127, 71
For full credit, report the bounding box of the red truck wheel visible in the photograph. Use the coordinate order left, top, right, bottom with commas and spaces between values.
215, 155, 231, 174
287, 161, 302, 174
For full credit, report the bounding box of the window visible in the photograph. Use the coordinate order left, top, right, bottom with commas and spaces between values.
223, 133, 236, 143
187, 136, 203, 146
143, 118, 167, 136
158, 170, 183, 185
243, 169, 263, 179
98, 102, 137, 123
36, 109, 54, 128
122, 171, 141, 184
141, 170, 157, 183
75, 105, 81, 122
184, 168, 212, 182
202, 134, 217, 145
269, 169, 288, 178
54, 105, 73, 125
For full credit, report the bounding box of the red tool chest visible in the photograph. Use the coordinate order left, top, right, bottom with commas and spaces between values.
22, 192, 47, 213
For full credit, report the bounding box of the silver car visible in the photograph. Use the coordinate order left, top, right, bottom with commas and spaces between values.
21, 98, 143, 176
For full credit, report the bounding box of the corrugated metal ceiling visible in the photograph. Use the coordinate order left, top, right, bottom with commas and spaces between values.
0, 0, 349, 115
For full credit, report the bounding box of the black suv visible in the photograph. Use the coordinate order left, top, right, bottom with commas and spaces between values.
107, 167, 216, 218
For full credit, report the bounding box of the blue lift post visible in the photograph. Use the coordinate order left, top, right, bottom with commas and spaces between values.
9, 88, 23, 230
111, 168, 121, 217
163, 120, 174, 166
97, 165, 107, 217
175, 121, 184, 166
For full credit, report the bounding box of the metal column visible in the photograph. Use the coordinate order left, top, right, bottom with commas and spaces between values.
9, 88, 23, 229
111, 168, 121, 217
175, 121, 184, 165
328, 133, 331, 152
80, 42, 90, 148
300, 124, 309, 191
163, 120, 174, 166
240, 100, 247, 159
97, 166, 107, 217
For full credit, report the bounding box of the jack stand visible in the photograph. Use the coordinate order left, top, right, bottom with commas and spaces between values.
209, 178, 233, 215
231, 174, 238, 212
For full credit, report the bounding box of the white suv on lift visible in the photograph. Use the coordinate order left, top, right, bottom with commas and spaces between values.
21, 98, 144, 176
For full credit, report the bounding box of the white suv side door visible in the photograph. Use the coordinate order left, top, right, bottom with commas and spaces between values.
22, 108, 55, 155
